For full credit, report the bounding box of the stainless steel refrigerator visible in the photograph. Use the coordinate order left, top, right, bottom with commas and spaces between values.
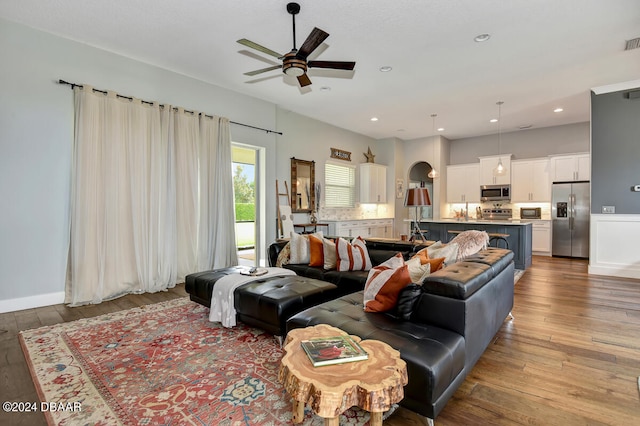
552, 182, 590, 258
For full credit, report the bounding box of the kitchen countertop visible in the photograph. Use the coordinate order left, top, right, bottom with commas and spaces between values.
321, 218, 394, 222
405, 218, 534, 226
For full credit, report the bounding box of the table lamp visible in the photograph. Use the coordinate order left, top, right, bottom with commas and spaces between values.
404, 186, 431, 242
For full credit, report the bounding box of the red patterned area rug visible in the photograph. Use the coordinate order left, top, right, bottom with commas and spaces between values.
20, 298, 393, 425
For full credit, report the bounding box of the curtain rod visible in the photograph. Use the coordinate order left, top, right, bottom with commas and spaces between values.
58, 79, 283, 135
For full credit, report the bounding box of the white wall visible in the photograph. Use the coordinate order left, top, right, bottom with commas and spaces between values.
450, 122, 590, 165
275, 108, 394, 225
0, 19, 278, 311
402, 135, 450, 220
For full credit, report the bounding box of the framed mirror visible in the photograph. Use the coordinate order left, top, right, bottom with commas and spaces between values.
291, 158, 315, 212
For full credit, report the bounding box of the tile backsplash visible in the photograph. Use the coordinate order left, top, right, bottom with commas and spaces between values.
448, 202, 552, 220
318, 203, 392, 221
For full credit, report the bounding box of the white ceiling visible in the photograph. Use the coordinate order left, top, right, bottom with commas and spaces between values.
2, 0, 639, 140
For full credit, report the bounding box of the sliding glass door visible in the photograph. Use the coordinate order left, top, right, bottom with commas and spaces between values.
232, 144, 258, 266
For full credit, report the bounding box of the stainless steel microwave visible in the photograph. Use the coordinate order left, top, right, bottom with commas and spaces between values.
520, 207, 542, 219
480, 184, 511, 202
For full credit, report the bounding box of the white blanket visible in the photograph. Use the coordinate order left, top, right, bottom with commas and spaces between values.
209, 267, 296, 327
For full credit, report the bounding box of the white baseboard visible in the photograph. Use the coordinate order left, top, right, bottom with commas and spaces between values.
0, 291, 65, 313
588, 264, 640, 280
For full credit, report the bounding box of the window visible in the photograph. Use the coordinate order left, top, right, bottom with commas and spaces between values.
324, 162, 356, 207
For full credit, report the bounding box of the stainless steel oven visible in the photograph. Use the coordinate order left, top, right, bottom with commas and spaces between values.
520, 207, 542, 220
480, 184, 510, 202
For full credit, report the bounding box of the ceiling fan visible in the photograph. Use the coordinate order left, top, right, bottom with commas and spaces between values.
237, 2, 356, 87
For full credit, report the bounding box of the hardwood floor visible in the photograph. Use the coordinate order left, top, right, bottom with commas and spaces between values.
1, 256, 639, 425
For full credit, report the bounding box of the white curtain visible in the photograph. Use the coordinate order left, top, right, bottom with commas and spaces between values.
66, 86, 237, 306
174, 108, 200, 280
198, 115, 238, 270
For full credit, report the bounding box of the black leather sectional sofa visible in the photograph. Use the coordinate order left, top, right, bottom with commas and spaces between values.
268, 238, 431, 295
186, 238, 514, 422
269, 238, 515, 421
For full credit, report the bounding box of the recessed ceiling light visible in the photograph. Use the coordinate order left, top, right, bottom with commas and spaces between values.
319, 86, 331, 92
490, 118, 498, 123
474, 33, 491, 42
370, 117, 379, 122
554, 107, 564, 113
379, 66, 393, 72
437, 127, 445, 132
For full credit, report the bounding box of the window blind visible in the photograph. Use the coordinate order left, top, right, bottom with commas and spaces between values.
324, 162, 356, 207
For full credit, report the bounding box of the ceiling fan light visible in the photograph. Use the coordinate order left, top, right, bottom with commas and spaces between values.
283, 64, 305, 76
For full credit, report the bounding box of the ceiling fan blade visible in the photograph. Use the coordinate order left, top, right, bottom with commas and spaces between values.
244, 65, 283, 76
308, 60, 356, 71
297, 73, 312, 87
237, 38, 283, 59
297, 27, 329, 59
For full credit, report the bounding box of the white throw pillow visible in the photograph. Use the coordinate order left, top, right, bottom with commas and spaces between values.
336, 237, 372, 271
427, 242, 459, 266
405, 256, 431, 283
289, 231, 323, 264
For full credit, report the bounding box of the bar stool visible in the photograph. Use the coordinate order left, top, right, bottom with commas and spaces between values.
488, 233, 510, 249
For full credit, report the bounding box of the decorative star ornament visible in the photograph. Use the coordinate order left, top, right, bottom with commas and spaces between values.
363, 147, 375, 163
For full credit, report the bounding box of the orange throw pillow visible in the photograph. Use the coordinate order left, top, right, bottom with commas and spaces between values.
308, 234, 325, 267
411, 250, 430, 265
424, 257, 446, 272
412, 247, 445, 272
363, 254, 412, 312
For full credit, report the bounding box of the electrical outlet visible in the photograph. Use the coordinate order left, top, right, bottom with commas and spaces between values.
602, 206, 615, 214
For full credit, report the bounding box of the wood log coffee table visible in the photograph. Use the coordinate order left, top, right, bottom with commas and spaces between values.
278, 324, 408, 425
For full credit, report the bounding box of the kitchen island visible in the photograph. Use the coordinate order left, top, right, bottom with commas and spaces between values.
411, 219, 532, 270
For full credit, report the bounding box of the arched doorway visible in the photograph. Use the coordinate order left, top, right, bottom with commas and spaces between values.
407, 161, 435, 220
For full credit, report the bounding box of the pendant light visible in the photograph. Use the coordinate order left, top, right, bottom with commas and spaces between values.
493, 101, 507, 176
427, 113, 439, 179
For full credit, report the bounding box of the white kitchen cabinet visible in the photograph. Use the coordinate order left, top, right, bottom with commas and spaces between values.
329, 219, 394, 238
447, 163, 480, 203
549, 153, 590, 182
511, 158, 551, 202
479, 155, 512, 185
531, 220, 551, 255
359, 163, 387, 203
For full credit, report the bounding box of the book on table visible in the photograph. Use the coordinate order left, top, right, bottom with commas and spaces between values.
300, 335, 369, 367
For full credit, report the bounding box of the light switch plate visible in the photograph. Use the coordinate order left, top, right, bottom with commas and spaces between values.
602, 206, 615, 214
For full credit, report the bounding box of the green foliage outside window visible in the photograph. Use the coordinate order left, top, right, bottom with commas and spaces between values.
233, 164, 255, 203
235, 203, 255, 221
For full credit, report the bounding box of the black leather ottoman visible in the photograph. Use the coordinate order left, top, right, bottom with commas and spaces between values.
234, 275, 337, 339
185, 267, 240, 307
185, 268, 337, 340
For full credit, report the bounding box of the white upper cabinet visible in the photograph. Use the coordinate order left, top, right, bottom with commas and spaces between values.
447, 163, 480, 203
479, 155, 512, 185
511, 158, 551, 202
549, 153, 590, 182
359, 163, 387, 203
